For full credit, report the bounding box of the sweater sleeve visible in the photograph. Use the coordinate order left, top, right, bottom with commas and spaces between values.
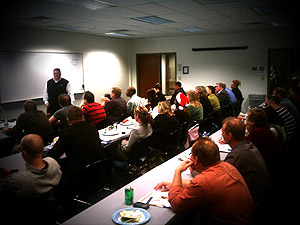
121, 129, 140, 153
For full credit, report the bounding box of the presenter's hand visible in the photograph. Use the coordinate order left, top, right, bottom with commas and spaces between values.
45, 103, 49, 108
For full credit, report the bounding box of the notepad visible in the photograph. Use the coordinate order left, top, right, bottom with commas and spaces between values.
138, 190, 171, 208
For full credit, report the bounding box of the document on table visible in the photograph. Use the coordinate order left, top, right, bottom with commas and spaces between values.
138, 190, 171, 208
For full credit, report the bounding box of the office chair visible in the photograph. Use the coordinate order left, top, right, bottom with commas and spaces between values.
73, 158, 113, 207
96, 117, 113, 130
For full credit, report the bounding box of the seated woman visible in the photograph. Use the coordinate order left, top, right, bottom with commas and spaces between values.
195, 86, 213, 119
150, 101, 180, 152
186, 90, 203, 121
205, 86, 221, 111
117, 106, 153, 163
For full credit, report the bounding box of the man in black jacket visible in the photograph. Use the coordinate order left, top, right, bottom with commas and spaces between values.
215, 83, 230, 107
170, 81, 186, 105
47, 106, 105, 206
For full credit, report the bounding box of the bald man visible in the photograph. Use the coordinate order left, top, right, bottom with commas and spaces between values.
0, 134, 61, 198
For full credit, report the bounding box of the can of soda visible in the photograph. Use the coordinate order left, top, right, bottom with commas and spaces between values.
125, 186, 134, 205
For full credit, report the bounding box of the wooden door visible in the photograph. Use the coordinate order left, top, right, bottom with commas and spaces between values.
136, 54, 160, 98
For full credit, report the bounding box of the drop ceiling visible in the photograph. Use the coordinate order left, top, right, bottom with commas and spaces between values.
1, 0, 298, 39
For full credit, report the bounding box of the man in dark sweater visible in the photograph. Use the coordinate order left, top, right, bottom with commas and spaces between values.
2, 100, 51, 139
43, 68, 74, 116
47, 106, 105, 207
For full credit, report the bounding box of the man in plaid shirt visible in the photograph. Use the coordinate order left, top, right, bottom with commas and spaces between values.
104, 87, 127, 122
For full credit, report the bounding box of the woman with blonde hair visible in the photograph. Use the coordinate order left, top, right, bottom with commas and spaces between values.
117, 105, 153, 162
150, 101, 179, 151
187, 90, 204, 121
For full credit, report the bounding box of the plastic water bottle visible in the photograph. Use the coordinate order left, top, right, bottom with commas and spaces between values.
247, 105, 251, 113
4, 119, 8, 128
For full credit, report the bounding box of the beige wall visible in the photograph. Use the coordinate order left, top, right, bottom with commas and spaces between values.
129, 30, 298, 111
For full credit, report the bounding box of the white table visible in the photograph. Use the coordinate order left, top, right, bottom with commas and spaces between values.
99, 122, 137, 145
63, 129, 230, 225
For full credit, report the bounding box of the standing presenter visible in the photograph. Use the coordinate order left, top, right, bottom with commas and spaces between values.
43, 68, 74, 116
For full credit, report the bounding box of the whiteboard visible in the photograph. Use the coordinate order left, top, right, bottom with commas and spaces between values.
0, 52, 84, 103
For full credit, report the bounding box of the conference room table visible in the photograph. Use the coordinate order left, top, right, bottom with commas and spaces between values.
63, 129, 231, 225
98, 120, 137, 145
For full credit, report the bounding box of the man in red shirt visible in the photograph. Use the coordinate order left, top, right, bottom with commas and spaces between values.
155, 137, 254, 225
80, 91, 107, 126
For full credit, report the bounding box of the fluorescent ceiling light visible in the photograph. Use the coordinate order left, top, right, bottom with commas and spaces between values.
47, 24, 90, 31
105, 32, 131, 37
177, 27, 205, 32
251, 5, 284, 15
271, 21, 292, 27
50, 0, 115, 10
133, 16, 173, 25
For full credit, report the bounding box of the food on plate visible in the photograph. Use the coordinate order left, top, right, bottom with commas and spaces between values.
119, 209, 142, 223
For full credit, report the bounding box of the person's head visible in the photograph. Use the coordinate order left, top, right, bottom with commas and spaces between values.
158, 101, 173, 116
126, 87, 136, 98
23, 100, 37, 112
187, 90, 202, 108
174, 81, 182, 90
67, 106, 84, 125
190, 137, 220, 172
205, 86, 215, 95
146, 88, 156, 102
53, 68, 61, 81
134, 105, 154, 126
58, 93, 71, 107
231, 80, 241, 89
154, 83, 162, 93
272, 87, 287, 99
221, 117, 245, 146
111, 87, 122, 98
246, 108, 267, 133
267, 95, 281, 109
21, 134, 44, 161
84, 91, 95, 103
195, 86, 207, 98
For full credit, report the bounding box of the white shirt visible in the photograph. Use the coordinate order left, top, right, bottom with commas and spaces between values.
43, 78, 75, 104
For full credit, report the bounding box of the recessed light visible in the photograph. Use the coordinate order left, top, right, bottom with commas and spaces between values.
177, 27, 205, 32
132, 16, 173, 25
104, 32, 131, 37
50, 0, 115, 10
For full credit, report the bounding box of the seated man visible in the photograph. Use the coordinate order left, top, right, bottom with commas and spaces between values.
221, 117, 272, 208
0, 134, 62, 224
126, 87, 144, 117
48, 106, 105, 177
245, 108, 282, 181
80, 91, 107, 126
49, 93, 72, 131
0, 134, 62, 198
155, 137, 254, 225
47, 106, 105, 206
2, 100, 52, 141
103, 87, 127, 122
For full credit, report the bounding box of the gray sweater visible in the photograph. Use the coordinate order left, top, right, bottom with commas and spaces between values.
0, 157, 62, 198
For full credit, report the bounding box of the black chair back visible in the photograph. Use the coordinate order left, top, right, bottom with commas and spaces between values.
179, 121, 190, 146
166, 128, 181, 159
128, 136, 151, 163
76, 158, 112, 196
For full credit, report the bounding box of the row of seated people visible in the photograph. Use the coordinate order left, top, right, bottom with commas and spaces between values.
1, 104, 291, 224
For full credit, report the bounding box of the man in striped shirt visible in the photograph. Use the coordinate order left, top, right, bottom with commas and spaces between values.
267, 95, 298, 139
80, 91, 107, 126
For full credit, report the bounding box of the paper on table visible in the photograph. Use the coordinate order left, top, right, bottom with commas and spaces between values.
138, 190, 171, 208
